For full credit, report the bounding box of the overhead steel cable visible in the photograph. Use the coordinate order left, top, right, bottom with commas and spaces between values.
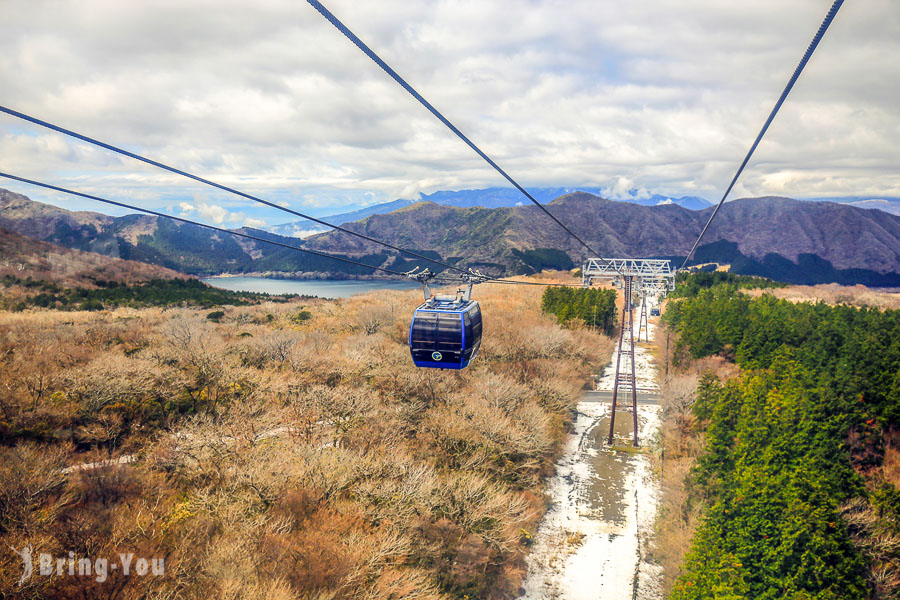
0, 105, 470, 277
306, 0, 600, 258
0, 172, 416, 279
680, 0, 844, 271
0, 106, 568, 287
0, 172, 584, 288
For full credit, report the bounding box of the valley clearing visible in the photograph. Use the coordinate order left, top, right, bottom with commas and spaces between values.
520, 312, 664, 599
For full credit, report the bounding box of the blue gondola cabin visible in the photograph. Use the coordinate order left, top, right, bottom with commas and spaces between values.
409, 296, 482, 369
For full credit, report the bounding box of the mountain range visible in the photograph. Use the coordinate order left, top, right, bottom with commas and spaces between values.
807, 197, 900, 216
2, 187, 899, 286
0, 188, 392, 277
267, 187, 712, 238
303, 193, 900, 285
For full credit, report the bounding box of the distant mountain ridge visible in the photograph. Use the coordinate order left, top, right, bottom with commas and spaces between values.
2, 188, 899, 285
806, 197, 900, 217
0, 188, 392, 277
303, 193, 900, 285
266, 187, 711, 238
268, 189, 900, 241
267, 198, 416, 238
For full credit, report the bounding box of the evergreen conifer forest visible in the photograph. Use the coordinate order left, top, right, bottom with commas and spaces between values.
540, 286, 618, 334
664, 275, 900, 598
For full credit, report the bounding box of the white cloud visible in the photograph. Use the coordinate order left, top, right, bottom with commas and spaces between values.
195, 202, 229, 224
243, 217, 267, 228
607, 177, 651, 200
187, 201, 247, 225
657, 198, 674, 205
178, 201, 195, 213
0, 0, 898, 215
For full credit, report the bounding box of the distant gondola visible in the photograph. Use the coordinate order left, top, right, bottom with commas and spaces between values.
409, 294, 482, 369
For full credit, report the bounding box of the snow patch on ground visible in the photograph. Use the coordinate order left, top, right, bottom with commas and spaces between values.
597, 317, 659, 392
519, 314, 664, 599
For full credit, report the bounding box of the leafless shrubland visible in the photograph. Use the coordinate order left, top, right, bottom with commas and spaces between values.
840, 497, 900, 598
0, 280, 607, 598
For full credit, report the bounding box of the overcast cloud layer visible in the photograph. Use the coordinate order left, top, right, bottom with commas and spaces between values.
1, 0, 898, 226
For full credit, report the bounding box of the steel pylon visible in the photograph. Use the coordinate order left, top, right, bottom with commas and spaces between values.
607, 275, 639, 447
582, 258, 673, 447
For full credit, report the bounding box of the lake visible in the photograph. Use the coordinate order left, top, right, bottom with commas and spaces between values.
200, 276, 421, 299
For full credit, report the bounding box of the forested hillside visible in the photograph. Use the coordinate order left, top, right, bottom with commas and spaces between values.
664, 277, 900, 598
0, 225, 183, 286
670, 271, 787, 298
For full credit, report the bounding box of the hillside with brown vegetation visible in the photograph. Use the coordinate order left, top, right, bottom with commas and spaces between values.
0, 188, 112, 241
0, 279, 611, 598
305, 194, 900, 281
0, 225, 184, 288
0, 189, 402, 278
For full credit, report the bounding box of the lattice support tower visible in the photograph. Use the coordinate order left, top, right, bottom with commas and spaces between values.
582, 258, 675, 447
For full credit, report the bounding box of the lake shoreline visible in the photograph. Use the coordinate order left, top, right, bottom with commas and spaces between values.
201, 272, 404, 281
200, 276, 421, 299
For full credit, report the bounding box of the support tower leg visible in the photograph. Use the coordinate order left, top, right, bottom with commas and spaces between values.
631, 292, 639, 447
638, 295, 648, 343
608, 276, 640, 447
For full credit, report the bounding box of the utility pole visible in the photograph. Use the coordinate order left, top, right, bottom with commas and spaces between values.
665, 329, 670, 381
607, 276, 627, 445
629, 282, 638, 446
607, 276, 639, 446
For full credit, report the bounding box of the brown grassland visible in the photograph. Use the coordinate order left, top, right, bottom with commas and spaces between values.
0, 279, 611, 599
746, 282, 900, 310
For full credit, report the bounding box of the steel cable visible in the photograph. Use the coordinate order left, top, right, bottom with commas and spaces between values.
0, 105, 473, 276
307, 0, 600, 258
680, 0, 844, 270
0, 172, 584, 288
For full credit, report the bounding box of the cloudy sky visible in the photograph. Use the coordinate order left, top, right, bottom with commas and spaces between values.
1, 0, 898, 227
